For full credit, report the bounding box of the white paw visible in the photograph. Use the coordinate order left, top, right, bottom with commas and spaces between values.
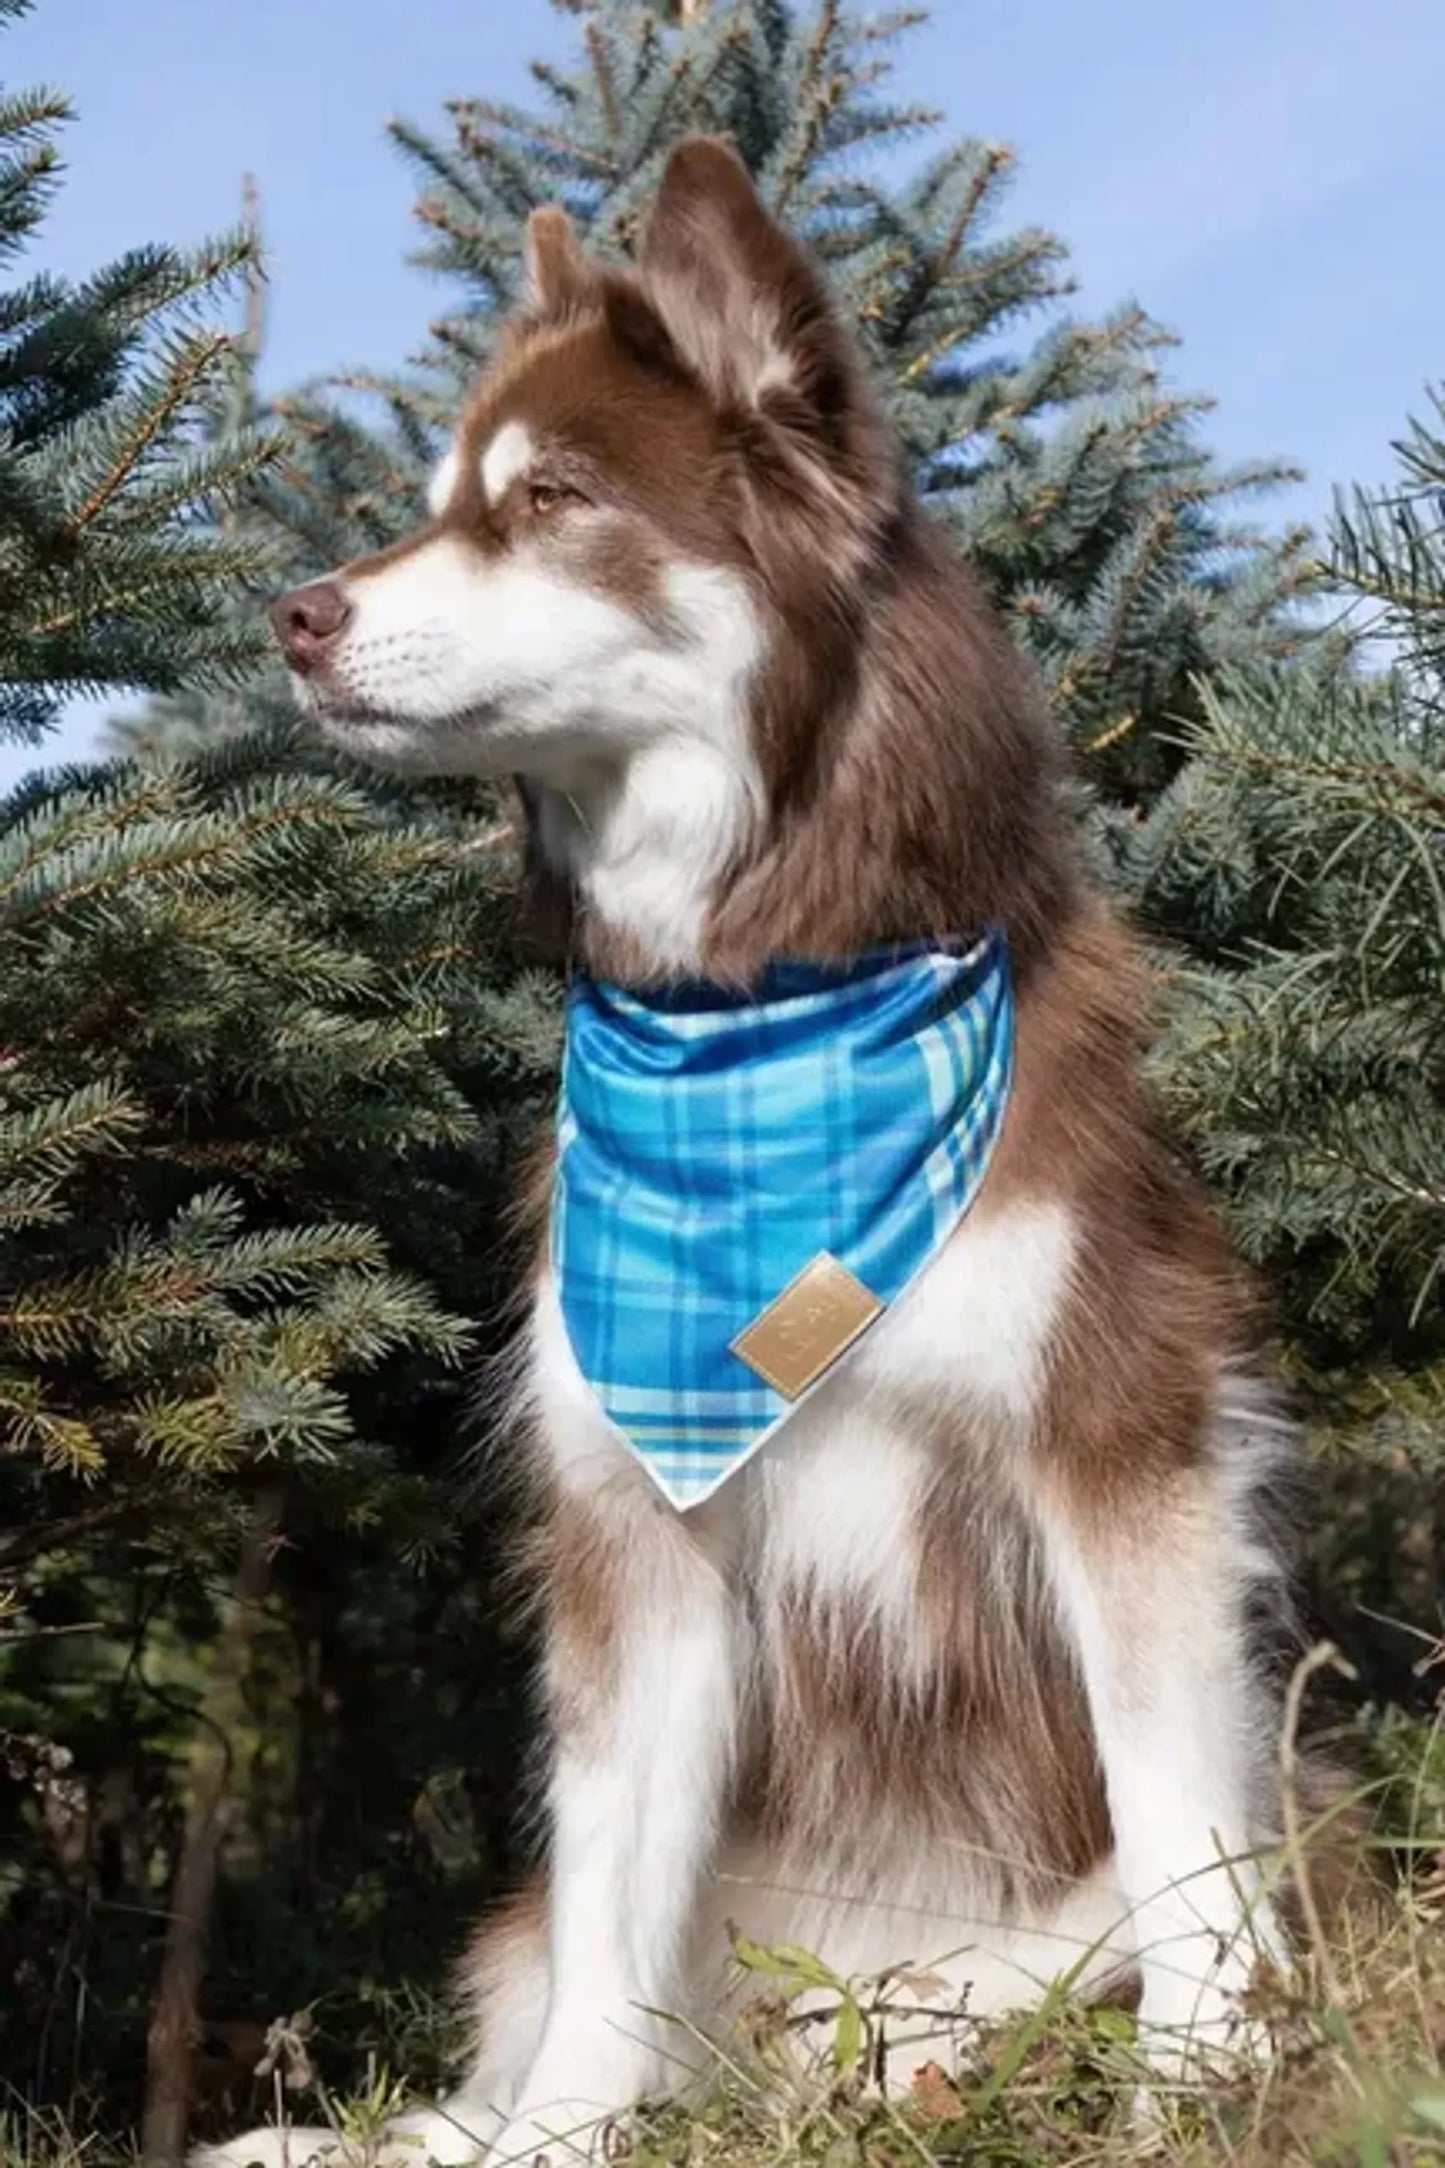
488, 2103, 625, 2167
1128, 1978, 1269, 2140
1128, 2009, 1275, 2150
382, 2102, 504, 2165
191, 2131, 343, 2168
1136, 1952, 1271, 2082
1131, 1882, 1283, 2084
191, 2105, 506, 2168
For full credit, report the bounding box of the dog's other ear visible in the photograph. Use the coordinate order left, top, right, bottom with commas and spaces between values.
639, 136, 863, 439
523, 206, 595, 318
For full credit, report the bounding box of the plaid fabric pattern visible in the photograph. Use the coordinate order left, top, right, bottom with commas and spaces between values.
552, 930, 1013, 1510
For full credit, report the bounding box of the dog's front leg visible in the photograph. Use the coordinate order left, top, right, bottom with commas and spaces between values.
1032, 1462, 1283, 2078
493, 1480, 738, 2164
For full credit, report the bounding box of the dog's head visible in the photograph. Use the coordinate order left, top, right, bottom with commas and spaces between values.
271, 138, 895, 795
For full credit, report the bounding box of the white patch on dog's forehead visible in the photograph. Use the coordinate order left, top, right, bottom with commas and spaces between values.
481, 421, 535, 506
426, 446, 461, 519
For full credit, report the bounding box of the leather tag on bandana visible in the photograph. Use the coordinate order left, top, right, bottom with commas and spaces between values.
731, 1252, 885, 1400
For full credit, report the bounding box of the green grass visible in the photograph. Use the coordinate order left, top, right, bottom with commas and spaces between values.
7, 1710, 1443, 2168
627, 1868, 1445, 2168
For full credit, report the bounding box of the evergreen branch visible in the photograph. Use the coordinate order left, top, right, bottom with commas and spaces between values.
774, 0, 842, 211
625, 51, 701, 187
927, 141, 1011, 290
1196, 740, 1445, 828
62, 331, 231, 536
585, 23, 624, 143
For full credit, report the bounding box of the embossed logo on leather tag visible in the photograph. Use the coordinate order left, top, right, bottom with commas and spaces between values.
730, 1251, 885, 1400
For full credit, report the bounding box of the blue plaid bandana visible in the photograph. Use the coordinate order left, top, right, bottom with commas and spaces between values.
552, 930, 1013, 1510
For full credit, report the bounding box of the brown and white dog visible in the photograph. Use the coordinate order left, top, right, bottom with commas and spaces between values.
231, 138, 1296, 2165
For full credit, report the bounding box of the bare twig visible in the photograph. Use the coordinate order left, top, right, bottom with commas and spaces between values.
141, 1491, 283, 2166
240, 174, 266, 362
1278, 1639, 1356, 2012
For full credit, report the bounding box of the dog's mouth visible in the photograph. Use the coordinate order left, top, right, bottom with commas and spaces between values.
294, 677, 405, 729
296, 686, 507, 777
310, 696, 421, 734
300, 682, 494, 739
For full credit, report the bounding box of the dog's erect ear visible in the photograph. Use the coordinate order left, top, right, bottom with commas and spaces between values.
525, 200, 687, 386
639, 136, 857, 428
523, 206, 595, 318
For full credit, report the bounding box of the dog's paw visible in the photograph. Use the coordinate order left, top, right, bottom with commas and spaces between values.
190, 2109, 499, 2168
190, 2130, 344, 2168
487, 2103, 623, 2167
381, 2103, 502, 2166
1131, 1891, 1284, 2086
1135, 1957, 1274, 2086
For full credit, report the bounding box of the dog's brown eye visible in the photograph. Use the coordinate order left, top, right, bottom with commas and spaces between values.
529, 482, 571, 514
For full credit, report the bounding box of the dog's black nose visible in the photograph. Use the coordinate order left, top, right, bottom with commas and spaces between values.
270, 579, 352, 673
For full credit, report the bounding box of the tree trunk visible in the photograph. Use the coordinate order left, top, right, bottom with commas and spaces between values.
141, 1494, 280, 2167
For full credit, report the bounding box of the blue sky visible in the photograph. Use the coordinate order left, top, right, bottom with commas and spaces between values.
3, 0, 1442, 789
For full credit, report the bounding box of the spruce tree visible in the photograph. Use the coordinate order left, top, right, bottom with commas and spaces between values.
0, 0, 281, 742
0, 0, 482, 1638
0, 9, 553, 2127
1127, 393, 1445, 1699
